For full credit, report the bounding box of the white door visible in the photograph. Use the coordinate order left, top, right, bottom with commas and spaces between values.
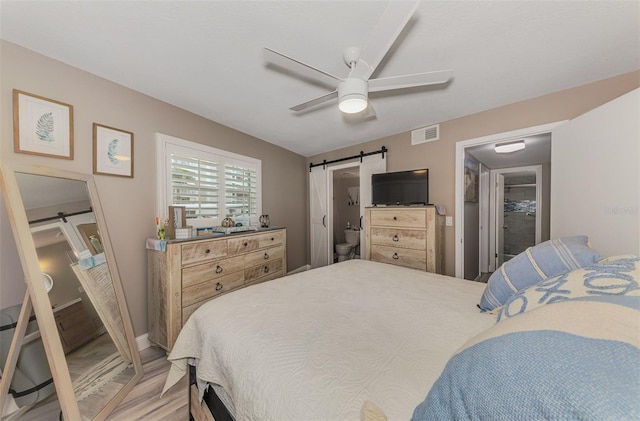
358, 155, 386, 257
479, 164, 490, 274
495, 173, 505, 269
309, 166, 329, 268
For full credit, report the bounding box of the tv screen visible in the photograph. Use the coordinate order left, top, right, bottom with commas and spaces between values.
372, 169, 429, 206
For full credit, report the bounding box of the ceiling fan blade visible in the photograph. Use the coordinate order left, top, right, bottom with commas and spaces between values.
368, 69, 454, 92
350, 0, 420, 80
290, 90, 338, 112
362, 102, 377, 119
264, 47, 343, 88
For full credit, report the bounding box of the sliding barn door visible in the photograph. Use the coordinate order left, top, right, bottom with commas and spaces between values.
309, 167, 329, 268
358, 155, 386, 258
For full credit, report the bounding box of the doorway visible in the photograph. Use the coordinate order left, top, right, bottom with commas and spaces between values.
454, 122, 559, 280
331, 166, 360, 263
489, 166, 542, 271
309, 155, 386, 269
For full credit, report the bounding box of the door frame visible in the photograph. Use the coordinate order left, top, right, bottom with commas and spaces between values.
488, 165, 542, 272
454, 121, 566, 278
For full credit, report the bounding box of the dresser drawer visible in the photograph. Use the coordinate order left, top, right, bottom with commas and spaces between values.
181, 238, 228, 266
182, 270, 244, 308
370, 227, 426, 250
228, 231, 283, 256
245, 258, 283, 283
182, 254, 245, 289
244, 245, 284, 268
369, 209, 426, 228
370, 244, 426, 271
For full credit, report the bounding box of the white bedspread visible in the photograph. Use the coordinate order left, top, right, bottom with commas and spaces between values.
163, 259, 494, 420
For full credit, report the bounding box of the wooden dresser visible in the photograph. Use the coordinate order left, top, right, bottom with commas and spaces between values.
365, 207, 443, 273
147, 228, 287, 351
53, 299, 100, 354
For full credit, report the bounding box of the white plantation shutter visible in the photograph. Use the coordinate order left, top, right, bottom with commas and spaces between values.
158, 133, 261, 224
170, 154, 219, 218
224, 163, 258, 218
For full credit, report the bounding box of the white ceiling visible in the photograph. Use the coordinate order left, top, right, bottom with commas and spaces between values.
1, 1, 638, 157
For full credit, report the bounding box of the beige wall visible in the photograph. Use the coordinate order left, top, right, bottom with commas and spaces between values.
0, 41, 308, 336
308, 70, 640, 276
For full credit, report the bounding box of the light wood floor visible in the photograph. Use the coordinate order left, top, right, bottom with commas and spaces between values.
106, 346, 188, 420
12, 345, 188, 420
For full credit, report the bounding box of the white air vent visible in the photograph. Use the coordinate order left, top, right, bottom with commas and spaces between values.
411, 124, 440, 145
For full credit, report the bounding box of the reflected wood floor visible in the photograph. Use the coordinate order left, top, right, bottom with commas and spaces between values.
13, 346, 188, 420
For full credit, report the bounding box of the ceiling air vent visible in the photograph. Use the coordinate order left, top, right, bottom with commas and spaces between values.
411, 124, 439, 145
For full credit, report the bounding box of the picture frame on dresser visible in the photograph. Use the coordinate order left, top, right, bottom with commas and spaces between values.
167, 205, 186, 240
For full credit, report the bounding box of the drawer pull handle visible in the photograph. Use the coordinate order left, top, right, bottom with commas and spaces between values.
271, 237, 274, 241
205, 248, 211, 254
393, 253, 399, 260
264, 266, 270, 274
393, 216, 397, 221
264, 252, 269, 260
215, 265, 223, 274
244, 242, 248, 247
392, 235, 399, 242
215, 282, 223, 291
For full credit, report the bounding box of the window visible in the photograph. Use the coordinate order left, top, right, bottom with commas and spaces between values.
156, 133, 261, 226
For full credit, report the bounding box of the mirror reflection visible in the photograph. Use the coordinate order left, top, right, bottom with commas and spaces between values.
8, 172, 135, 420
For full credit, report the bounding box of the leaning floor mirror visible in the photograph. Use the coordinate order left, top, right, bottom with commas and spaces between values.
0, 163, 142, 420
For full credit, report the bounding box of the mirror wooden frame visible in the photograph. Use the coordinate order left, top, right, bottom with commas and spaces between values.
0, 163, 143, 420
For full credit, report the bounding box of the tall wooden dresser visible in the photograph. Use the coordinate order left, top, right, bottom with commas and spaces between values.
147, 228, 286, 351
365, 206, 443, 273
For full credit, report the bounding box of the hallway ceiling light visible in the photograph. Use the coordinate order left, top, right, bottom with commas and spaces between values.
495, 140, 525, 154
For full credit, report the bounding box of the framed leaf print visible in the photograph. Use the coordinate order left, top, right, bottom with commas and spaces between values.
13, 89, 74, 159
93, 123, 134, 178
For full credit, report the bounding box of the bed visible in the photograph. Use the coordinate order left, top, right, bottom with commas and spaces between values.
163, 240, 640, 421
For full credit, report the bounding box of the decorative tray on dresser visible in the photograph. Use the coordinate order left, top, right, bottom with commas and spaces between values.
147, 227, 287, 351
365, 206, 443, 274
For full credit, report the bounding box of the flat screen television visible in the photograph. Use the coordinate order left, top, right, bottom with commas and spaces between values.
372, 169, 429, 206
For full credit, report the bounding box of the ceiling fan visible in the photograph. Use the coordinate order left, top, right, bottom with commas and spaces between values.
264, 0, 453, 116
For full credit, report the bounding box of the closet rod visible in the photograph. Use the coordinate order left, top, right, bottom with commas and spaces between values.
28, 208, 93, 225
309, 146, 387, 172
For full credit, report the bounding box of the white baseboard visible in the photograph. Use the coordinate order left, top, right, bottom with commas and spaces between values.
136, 333, 151, 351
287, 264, 310, 275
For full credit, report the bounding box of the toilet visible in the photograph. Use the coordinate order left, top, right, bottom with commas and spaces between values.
335, 229, 360, 262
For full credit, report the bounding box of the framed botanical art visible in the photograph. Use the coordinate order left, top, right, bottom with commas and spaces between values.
93, 123, 134, 178
13, 89, 74, 159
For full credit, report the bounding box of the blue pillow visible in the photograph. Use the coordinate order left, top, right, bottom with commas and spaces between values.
498, 255, 640, 321
479, 236, 602, 311
412, 295, 640, 420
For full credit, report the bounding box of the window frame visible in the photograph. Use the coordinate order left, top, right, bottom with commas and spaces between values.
156, 133, 262, 227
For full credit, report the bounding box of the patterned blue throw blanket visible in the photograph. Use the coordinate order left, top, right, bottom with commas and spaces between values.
413, 257, 640, 420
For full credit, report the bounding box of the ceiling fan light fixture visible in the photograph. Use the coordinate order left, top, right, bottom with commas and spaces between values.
339, 95, 368, 114
338, 78, 368, 114
495, 140, 526, 154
